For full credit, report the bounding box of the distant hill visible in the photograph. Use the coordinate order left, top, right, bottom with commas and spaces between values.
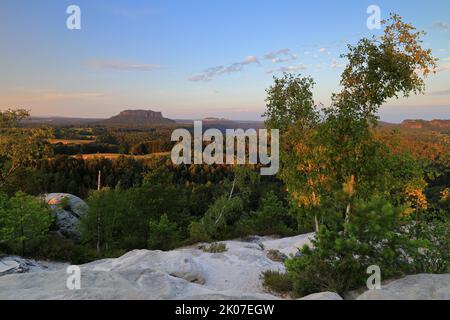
377, 119, 450, 133
175, 118, 265, 131
104, 110, 175, 125
400, 119, 450, 130
25, 117, 103, 126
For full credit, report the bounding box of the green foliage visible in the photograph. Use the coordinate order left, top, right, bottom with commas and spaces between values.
148, 214, 181, 251
409, 218, 449, 274
58, 197, 71, 211
260, 15, 445, 297
200, 194, 244, 240
32, 233, 104, 264
285, 195, 414, 295
264, 75, 318, 132
190, 167, 257, 240
264, 15, 436, 234
262, 270, 293, 295
0, 192, 53, 255
237, 191, 294, 236
188, 221, 211, 243
0, 109, 52, 192
82, 166, 190, 253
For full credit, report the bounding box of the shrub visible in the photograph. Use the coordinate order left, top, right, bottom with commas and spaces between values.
58, 196, 71, 211
32, 233, 102, 264
0, 192, 53, 255
148, 214, 181, 251
262, 270, 293, 295
237, 191, 294, 236
188, 221, 211, 243
409, 218, 450, 273
283, 195, 415, 295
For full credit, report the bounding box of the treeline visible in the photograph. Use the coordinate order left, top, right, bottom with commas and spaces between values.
15, 155, 248, 198
51, 126, 174, 156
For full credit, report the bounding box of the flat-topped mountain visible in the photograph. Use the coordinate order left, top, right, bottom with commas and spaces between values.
104, 109, 175, 125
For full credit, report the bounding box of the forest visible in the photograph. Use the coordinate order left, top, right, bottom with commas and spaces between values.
0, 14, 449, 297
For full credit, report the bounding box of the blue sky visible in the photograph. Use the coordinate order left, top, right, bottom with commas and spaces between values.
1, 0, 449, 121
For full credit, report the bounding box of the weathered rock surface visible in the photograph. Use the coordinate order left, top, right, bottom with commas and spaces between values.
0, 234, 313, 300
356, 274, 450, 300
0, 256, 67, 276
0, 256, 38, 276
298, 292, 343, 300
1, 232, 446, 300
44, 193, 88, 240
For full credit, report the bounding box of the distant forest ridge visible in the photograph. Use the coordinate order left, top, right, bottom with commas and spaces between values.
23, 109, 450, 131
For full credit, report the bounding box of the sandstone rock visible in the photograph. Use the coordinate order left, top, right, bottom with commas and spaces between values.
262, 233, 314, 256
0, 235, 312, 300
3, 232, 445, 301
356, 274, 450, 300
44, 193, 88, 241
0, 256, 51, 276
298, 292, 343, 300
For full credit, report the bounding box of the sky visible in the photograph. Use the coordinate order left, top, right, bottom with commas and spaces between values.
1, 0, 449, 122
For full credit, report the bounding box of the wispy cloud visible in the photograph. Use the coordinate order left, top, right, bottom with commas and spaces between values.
433, 20, 449, 32
266, 64, 308, 74
330, 59, 345, 69
264, 48, 299, 64
188, 56, 259, 82
89, 60, 167, 71
264, 48, 291, 60
270, 57, 291, 63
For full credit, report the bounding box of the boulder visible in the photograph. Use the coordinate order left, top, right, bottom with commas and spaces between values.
298, 292, 343, 300
356, 274, 450, 300
44, 193, 88, 241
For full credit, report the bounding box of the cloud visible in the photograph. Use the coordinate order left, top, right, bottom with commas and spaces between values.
433, 21, 449, 31
242, 55, 259, 64
264, 49, 291, 60
266, 64, 308, 74
89, 60, 167, 71
271, 57, 290, 63
264, 49, 299, 64
188, 56, 259, 82
330, 59, 345, 69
